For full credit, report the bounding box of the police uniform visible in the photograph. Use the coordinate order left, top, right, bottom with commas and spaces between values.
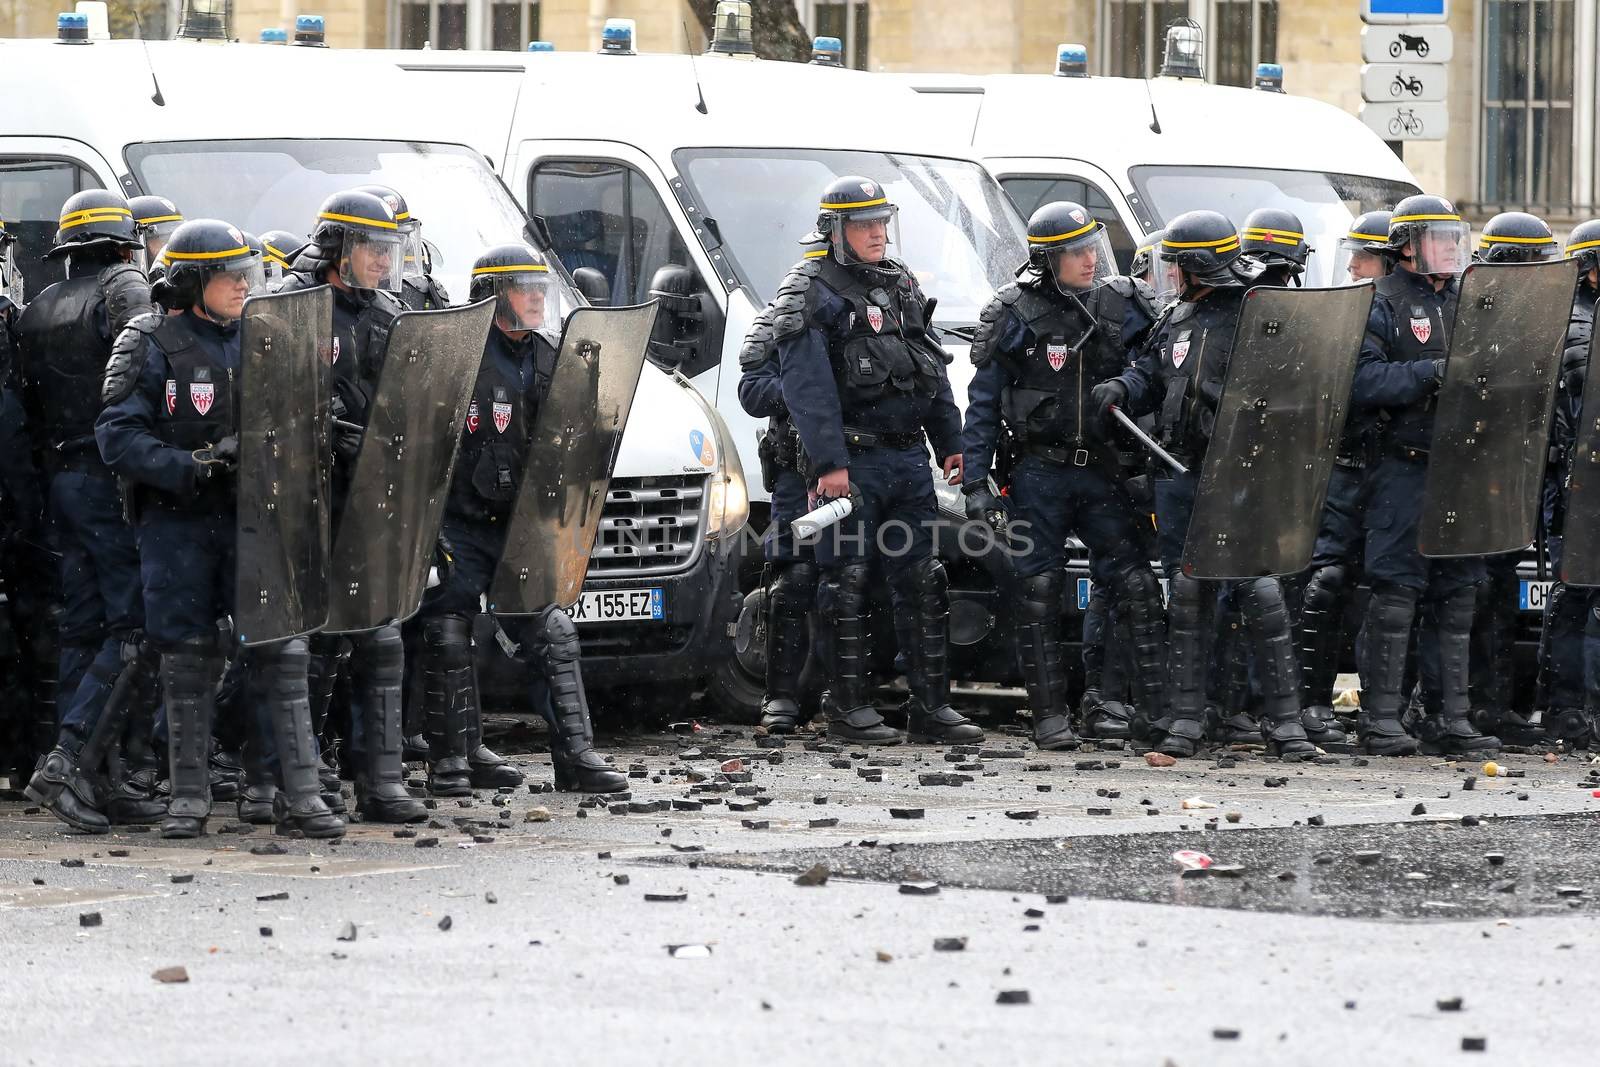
15, 192, 165, 832
96, 219, 344, 839
961, 201, 1163, 748
1349, 194, 1498, 756
1095, 210, 1315, 760
775, 176, 982, 745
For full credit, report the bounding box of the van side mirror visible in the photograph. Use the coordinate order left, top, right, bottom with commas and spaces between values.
572, 267, 610, 306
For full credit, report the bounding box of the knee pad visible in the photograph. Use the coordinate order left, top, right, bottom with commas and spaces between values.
825, 562, 872, 618
1238, 577, 1289, 630
532, 604, 581, 666
908, 556, 948, 600
1018, 571, 1063, 620
422, 614, 474, 670
1166, 573, 1204, 636
769, 561, 819, 615
360, 624, 405, 682
1304, 563, 1350, 605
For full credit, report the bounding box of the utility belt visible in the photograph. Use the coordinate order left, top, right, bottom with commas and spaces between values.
1020, 438, 1120, 471
756, 423, 809, 492
841, 425, 925, 453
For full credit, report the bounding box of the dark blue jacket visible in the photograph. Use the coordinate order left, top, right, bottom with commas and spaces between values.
1352, 265, 1453, 450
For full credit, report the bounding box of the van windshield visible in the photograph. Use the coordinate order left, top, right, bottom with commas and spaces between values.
674, 148, 1026, 326
1128, 165, 1418, 287
124, 139, 532, 300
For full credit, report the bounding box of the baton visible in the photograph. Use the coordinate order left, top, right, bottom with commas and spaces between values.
791, 496, 855, 540
1109, 406, 1188, 476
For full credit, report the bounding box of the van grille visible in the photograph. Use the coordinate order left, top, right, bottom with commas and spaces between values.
584, 475, 707, 577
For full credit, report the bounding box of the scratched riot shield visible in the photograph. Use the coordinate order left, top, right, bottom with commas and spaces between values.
488, 302, 657, 615
235, 286, 333, 646
1559, 323, 1600, 586
1420, 260, 1578, 557
324, 299, 496, 633
1181, 284, 1375, 579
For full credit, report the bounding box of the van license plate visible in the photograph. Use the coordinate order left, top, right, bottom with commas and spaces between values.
569, 588, 664, 624
1520, 580, 1551, 612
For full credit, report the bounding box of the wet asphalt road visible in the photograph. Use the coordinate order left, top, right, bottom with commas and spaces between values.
3, 719, 1599, 1066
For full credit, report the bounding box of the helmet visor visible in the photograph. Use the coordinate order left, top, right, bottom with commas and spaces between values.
339, 230, 405, 293
1152, 258, 1184, 306
1406, 218, 1471, 277
491, 272, 556, 332
831, 204, 900, 267
199, 260, 267, 323
1331, 237, 1387, 285
1042, 228, 1116, 293
400, 224, 428, 282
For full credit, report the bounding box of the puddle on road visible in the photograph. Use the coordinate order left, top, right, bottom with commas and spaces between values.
662, 813, 1600, 921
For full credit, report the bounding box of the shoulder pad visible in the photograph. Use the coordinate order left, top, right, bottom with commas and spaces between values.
770, 258, 822, 341
1107, 275, 1160, 324
99, 261, 154, 330
739, 305, 778, 371
1169, 300, 1199, 326
101, 313, 164, 406
970, 291, 1016, 367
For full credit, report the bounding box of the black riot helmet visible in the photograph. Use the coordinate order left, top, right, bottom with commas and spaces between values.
1568, 219, 1600, 280
1130, 228, 1165, 283
470, 242, 563, 333
354, 183, 427, 280
1386, 193, 1470, 277
812, 175, 900, 269
1241, 207, 1310, 284
1158, 210, 1249, 297
310, 189, 407, 293
1025, 201, 1115, 292
128, 194, 184, 262
258, 229, 305, 282
1475, 211, 1558, 263
46, 189, 140, 259
1332, 210, 1392, 283
160, 219, 265, 325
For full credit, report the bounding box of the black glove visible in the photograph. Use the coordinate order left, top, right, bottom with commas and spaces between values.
1431, 357, 1448, 386
1090, 380, 1128, 425
212, 434, 239, 468
962, 484, 1008, 534
191, 434, 239, 484
434, 533, 456, 584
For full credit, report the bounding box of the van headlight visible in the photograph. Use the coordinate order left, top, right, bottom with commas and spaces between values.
702, 403, 749, 538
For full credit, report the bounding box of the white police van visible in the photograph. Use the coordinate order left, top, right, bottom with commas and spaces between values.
0, 29, 747, 716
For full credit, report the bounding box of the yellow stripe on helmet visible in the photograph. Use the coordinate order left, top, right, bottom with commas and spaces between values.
58, 207, 133, 229
1027, 220, 1098, 245
1568, 238, 1600, 254
1163, 235, 1241, 252
822, 197, 889, 211
163, 245, 254, 262
1479, 233, 1554, 245
135, 213, 183, 226
803, 249, 830, 258
1346, 230, 1388, 242
1391, 212, 1462, 224
1243, 227, 1305, 242
318, 210, 400, 231
471, 263, 550, 276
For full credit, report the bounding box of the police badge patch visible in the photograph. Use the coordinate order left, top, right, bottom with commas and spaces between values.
865, 306, 883, 333
1410, 315, 1432, 344
165, 379, 176, 415
860, 180, 877, 198
1047, 343, 1069, 372
190, 381, 215, 415
1069, 208, 1087, 226
1172, 338, 1191, 368
492, 401, 512, 433
465, 399, 480, 433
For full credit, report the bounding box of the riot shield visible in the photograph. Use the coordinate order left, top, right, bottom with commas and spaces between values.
1182, 284, 1375, 579
488, 302, 658, 615
1420, 260, 1578, 557
1559, 324, 1600, 586
235, 286, 333, 646
324, 299, 496, 633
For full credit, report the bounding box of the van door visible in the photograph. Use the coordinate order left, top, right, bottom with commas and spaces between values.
988, 157, 1146, 274
514, 140, 726, 395
0, 138, 120, 301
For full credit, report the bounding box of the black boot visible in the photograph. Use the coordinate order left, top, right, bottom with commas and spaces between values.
1295, 563, 1352, 744
1358, 586, 1421, 756
760, 562, 816, 734
468, 713, 525, 789
529, 606, 627, 792
1421, 587, 1501, 755
353, 626, 427, 822
897, 559, 983, 744
400, 625, 430, 761
258, 638, 344, 839
1076, 582, 1123, 740
821, 562, 900, 744
305, 638, 349, 812
107, 650, 166, 825
161, 636, 223, 838
421, 614, 474, 797
208, 745, 242, 803
1471, 565, 1539, 743
1238, 578, 1317, 759
1016, 572, 1076, 750
1151, 574, 1208, 757
1211, 607, 1260, 744
1113, 562, 1166, 742
236, 728, 278, 825
25, 741, 109, 834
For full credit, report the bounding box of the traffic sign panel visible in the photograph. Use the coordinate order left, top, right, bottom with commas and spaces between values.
1361, 63, 1448, 102
1362, 0, 1448, 24
1360, 23, 1452, 64
1360, 101, 1447, 141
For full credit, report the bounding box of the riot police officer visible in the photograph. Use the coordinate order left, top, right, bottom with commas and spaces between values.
1348, 195, 1499, 756
1091, 210, 1315, 760
1542, 218, 1600, 746
775, 176, 982, 745
962, 201, 1164, 748
1293, 211, 1395, 746
129, 195, 183, 274
1241, 208, 1309, 287
276, 189, 435, 818
356, 185, 450, 312
15, 191, 164, 831
258, 230, 304, 287
1130, 230, 1167, 294
411, 244, 626, 793
96, 219, 344, 838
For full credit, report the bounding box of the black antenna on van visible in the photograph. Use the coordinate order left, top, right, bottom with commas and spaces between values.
133, 14, 167, 106
1143, 76, 1161, 134
683, 21, 709, 114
